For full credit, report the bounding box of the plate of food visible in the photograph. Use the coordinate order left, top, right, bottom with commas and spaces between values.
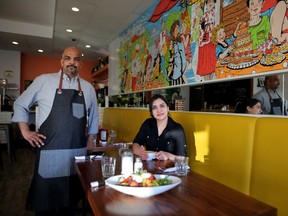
105, 172, 181, 197
260, 53, 285, 66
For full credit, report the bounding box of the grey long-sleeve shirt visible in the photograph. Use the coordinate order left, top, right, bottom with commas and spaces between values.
12, 70, 98, 135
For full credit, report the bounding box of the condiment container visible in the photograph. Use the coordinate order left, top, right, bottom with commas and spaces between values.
98, 129, 107, 145
121, 149, 133, 175
134, 157, 143, 173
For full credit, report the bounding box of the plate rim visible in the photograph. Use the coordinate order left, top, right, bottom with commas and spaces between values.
105, 174, 181, 197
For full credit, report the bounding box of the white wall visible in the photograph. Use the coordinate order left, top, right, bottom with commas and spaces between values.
0, 49, 21, 99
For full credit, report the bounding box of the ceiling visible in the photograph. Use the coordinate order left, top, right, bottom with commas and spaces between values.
0, 0, 155, 61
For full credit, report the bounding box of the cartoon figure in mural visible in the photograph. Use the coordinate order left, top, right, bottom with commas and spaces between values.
120, 68, 133, 93
131, 45, 141, 91
144, 54, 153, 89
157, 19, 168, 76
167, 20, 188, 85
190, 1, 204, 82
270, 0, 288, 44
180, 10, 192, 63
120, 53, 129, 93
246, 0, 270, 50
158, 20, 167, 58
152, 53, 161, 80
211, 23, 241, 60
197, 0, 218, 81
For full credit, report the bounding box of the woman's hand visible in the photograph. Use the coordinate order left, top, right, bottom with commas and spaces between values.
138, 145, 148, 160
155, 151, 175, 161
132, 144, 148, 160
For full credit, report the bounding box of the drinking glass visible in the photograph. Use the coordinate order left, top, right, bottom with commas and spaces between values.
118, 143, 129, 156
101, 156, 116, 178
175, 156, 189, 176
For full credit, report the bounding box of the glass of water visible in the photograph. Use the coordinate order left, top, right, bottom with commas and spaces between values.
175, 156, 189, 176
101, 156, 116, 178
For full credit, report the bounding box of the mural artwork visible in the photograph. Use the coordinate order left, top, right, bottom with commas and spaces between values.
116, 0, 288, 94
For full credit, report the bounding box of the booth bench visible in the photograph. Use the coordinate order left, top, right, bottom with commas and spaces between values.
102, 107, 288, 216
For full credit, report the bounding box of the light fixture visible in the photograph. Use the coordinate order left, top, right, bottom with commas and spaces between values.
38, 49, 44, 53
72, 7, 79, 12
12, 41, 18, 45
86, 45, 91, 48
66, 29, 72, 33
81, 54, 84, 57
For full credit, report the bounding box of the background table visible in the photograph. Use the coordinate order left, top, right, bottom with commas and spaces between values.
74, 157, 276, 216
90, 138, 127, 153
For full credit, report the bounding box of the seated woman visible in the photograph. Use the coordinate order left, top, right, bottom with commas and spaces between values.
132, 94, 187, 161
234, 98, 263, 114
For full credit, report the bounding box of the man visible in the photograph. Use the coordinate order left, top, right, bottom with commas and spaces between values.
12, 46, 98, 215
253, 74, 287, 115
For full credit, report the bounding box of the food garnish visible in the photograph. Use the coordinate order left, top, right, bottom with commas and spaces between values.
117, 171, 172, 187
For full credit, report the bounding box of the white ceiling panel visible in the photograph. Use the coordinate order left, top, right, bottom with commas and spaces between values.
0, 0, 154, 60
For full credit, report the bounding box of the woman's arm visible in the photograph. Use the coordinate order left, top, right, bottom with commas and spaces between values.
132, 143, 148, 160
175, 125, 188, 157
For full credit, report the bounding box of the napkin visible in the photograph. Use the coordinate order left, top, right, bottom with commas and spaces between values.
74, 155, 102, 160
163, 165, 190, 173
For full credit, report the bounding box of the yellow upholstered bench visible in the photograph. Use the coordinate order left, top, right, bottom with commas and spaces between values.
250, 116, 288, 216
102, 108, 255, 193
102, 107, 288, 215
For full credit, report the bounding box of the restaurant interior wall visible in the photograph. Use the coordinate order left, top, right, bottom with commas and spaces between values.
20, 53, 97, 93
0, 49, 20, 101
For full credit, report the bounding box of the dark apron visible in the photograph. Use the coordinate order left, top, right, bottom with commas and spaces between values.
266, 89, 286, 115
27, 72, 87, 211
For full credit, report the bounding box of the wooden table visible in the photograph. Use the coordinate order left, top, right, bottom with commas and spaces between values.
90, 138, 126, 153
74, 158, 277, 216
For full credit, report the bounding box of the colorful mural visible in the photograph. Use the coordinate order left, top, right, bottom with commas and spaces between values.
116, 0, 288, 94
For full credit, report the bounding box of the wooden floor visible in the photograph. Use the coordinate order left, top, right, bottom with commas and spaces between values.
0, 144, 93, 216
0, 145, 34, 216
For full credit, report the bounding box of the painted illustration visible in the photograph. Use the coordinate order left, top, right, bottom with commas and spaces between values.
115, 0, 288, 94
223, 0, 233, 7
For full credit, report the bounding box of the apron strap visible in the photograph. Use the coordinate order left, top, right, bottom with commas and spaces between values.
78, 77, 83, 96
57, 70, 83, 96
57, 70, 64, 94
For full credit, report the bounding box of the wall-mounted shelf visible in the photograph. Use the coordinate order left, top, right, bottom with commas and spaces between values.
92, 64, 108, 79
92, 64, 108, 90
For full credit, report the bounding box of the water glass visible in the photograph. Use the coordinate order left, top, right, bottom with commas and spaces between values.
109, 129, 117, 139
101, 156, 116, 178
118, 143, 129, 156
175, 156, 189, 176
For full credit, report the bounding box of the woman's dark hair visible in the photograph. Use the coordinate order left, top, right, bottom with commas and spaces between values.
234, 98, 261, 113
149, 94, 170, 118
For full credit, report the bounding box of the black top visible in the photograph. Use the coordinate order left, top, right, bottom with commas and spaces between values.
133, 117, 187, 156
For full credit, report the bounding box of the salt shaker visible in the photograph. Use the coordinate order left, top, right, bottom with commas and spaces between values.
134, 157, 143, 173
121, 149, 133, 175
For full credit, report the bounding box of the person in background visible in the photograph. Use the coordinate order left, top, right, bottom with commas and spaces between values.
253, 74, 287, 115
132, 94, 187, 161
12, 46, 98, 215
234, 98, 263, 114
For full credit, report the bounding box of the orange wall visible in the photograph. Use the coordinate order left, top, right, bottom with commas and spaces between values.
20, 53, 97, 93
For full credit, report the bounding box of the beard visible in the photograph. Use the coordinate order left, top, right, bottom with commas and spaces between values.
66, 65, 78, 77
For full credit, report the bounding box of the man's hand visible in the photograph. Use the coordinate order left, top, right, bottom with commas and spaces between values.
18, 122, 46, 148
22, 130, 46, 148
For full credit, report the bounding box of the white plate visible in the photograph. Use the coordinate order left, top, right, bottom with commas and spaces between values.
105, 174, 181, 197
